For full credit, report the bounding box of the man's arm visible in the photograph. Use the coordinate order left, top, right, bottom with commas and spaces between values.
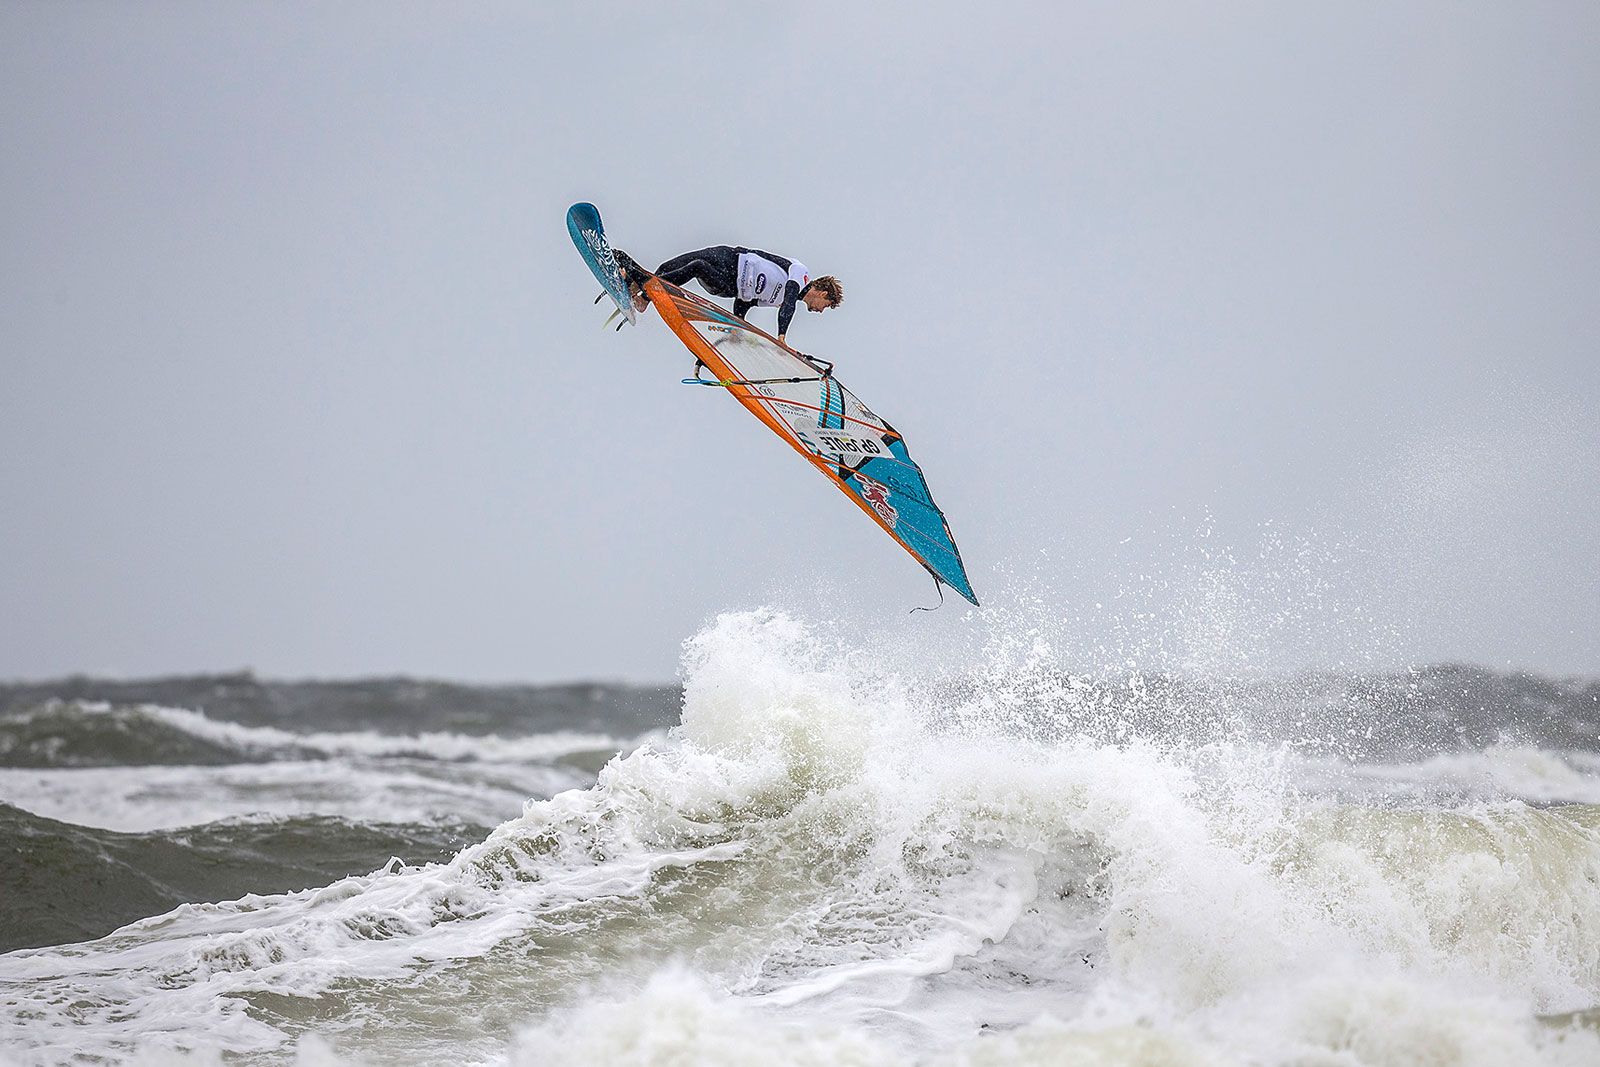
733, 297, 754, 320
775, 281, 801, 342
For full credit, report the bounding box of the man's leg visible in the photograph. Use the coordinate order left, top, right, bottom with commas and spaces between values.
654, 246, 738, 297
653, 252, 714, 287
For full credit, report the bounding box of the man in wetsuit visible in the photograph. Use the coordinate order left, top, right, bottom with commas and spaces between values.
613, 245, 843, 348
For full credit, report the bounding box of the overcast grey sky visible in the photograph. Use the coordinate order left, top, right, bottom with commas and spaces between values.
3, 2, 1597, 682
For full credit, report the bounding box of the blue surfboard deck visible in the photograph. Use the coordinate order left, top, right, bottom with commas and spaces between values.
566, 203, 636, 326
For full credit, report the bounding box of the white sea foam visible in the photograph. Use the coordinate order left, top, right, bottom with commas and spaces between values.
0, 702, 647, 830
2, 699, 633, 763
1, 610, 1597, 1066
0, 758, 556, 830
1298, 745, 1600, 805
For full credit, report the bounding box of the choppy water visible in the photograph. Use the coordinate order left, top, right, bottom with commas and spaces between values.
2, 611, 1598, 1066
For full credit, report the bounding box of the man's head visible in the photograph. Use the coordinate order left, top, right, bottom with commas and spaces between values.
801, 276, 843, 313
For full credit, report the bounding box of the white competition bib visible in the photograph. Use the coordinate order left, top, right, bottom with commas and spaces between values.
737, 252, 809, 307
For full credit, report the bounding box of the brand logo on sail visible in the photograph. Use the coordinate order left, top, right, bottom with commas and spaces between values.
856, 475, 897, 528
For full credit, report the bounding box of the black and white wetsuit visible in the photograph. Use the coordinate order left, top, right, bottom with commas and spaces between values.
653, 246, 812, 337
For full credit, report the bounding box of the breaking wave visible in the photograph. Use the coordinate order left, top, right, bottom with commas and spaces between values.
2, 610, 1597, 1065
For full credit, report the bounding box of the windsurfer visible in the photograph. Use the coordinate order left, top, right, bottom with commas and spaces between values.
612, 246, 842, 347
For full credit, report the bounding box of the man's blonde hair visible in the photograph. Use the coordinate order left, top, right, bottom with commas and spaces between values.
806, 275, 844, 307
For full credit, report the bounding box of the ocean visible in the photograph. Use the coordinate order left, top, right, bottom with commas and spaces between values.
2, 609, 1598, 1066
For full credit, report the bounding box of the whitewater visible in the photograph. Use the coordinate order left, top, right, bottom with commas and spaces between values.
2, 609, 1599, 1066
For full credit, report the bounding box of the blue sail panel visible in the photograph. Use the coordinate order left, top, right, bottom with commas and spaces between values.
844, 443, 977, 606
